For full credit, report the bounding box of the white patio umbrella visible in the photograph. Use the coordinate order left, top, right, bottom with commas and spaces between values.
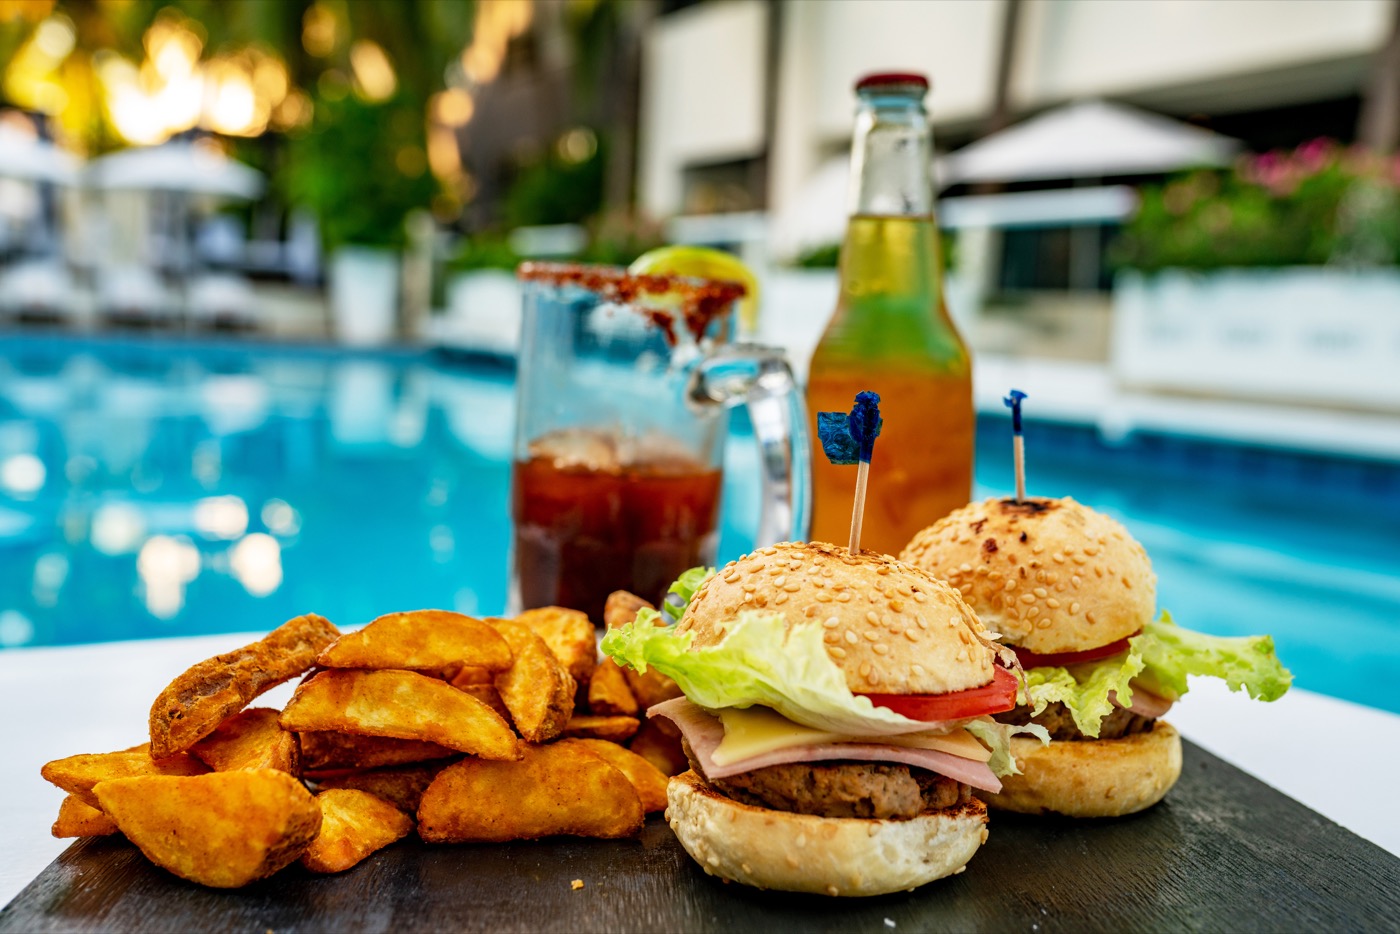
0, 125, 81, 185
86, 140, 263, 199
939, 99, 1240, 186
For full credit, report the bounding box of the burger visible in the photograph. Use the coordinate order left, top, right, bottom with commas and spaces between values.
601, 541, 1045, 897
900, 496, 1291, 818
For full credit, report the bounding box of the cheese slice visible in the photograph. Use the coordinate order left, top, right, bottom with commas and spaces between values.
881, 728, 993, 763
712, 706, 992, 766
713, 707, 843, 766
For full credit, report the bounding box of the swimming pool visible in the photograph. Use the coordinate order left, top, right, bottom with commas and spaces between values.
1, 334, 1396, 714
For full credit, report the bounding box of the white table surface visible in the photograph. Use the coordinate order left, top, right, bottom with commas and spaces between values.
3, 633, 1398, 907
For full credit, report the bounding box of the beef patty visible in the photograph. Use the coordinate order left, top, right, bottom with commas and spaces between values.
998, 701, 1154, 741
684, 742, 971, 820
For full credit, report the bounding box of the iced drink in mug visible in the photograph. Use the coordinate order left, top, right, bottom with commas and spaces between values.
510, 262, 809, 624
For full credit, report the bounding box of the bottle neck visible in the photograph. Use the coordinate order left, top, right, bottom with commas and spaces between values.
848, 91, 935, 218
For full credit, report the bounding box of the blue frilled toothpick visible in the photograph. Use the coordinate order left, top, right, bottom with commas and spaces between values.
1004, 389, 1027, 502
817, 391, 882, 552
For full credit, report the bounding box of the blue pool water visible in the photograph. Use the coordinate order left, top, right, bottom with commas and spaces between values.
0, 335, 1396, 714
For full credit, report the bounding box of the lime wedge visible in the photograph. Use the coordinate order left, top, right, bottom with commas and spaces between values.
629, 246, 759, 336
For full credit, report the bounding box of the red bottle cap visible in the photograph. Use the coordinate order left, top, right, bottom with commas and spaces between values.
854, 72, 930, 93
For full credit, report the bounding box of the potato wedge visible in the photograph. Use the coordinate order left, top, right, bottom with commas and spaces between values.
587, 659, 639, 716
417, 743, 643, 843
281, 669, 520, 760
627, 719, 689, 777
489, 620, 575, 743
189, 708, 300, 774
316, 761, 453, 814
601, 593, 682, 708
94, 769, 320, 888
561, 715, 640, 743
557, 738, 668, 813
317, 610, 511, 672
301, 789, 413, 874
149, 613, 339, 757
42, 746, 208, 808
603, 590, 653, 630
52, 795, 119, 838
450, 665, 492, 685
516, 606, 596, 686
299, 731, 456, 772
452, 681, 512, 723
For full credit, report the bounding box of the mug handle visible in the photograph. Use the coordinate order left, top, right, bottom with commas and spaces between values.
687, 343, 811, 547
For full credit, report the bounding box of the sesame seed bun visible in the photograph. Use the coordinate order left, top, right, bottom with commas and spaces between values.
677, 541, 996, 695
900, 498, 1155, 655
976, 721, 1182, 817
666, 770, 989, 896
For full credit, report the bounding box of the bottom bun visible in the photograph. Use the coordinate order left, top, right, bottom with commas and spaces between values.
980, 720, 1182, 818
665, 770, 988, 897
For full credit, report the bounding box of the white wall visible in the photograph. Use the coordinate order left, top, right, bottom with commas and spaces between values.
639, 0, 769, 217
1013, 0, 1391, 108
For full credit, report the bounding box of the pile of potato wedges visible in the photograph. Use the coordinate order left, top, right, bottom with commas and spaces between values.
40, 594, 685, 889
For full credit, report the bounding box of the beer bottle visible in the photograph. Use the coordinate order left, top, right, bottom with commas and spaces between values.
806, 72, 973, 555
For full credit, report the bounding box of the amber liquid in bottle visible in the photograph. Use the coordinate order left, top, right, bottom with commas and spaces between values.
806, 79, 973, 556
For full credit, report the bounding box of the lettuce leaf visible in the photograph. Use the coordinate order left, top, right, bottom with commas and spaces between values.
601, 611, 1043, 776
1023, 647, 1146, 738
1134, 611, 1292, 703
602, 612, 924, 736
965, 718, 1050, 777
1022, 611, 1292, 737
661, 566, 715, 623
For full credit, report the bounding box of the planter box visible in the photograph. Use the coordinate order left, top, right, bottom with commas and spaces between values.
329, 247, 400, 346
425, 270, 522, 357
1112, 268, 1400, 411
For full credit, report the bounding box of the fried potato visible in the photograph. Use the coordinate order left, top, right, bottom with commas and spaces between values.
316, 761, 452, 814
189, 708, 299, 774
516, 606, 596, 686
489, 620, 575, 743
280, 669, 519, 761
603, 590, 653, 629
52, 795, 119, 838
561, 715, 640, 743
587, 659, 639, 716
417, 743, 643, 843
149, 613, 339, 757
299, 731, 456, 772
601, 592, 683, 708
94, 769, 320, 888
557, 738, 668, 813
453, 682, 512, 723
627, 719, 689, 777
42, 746, 209, 808
450, 665, 492, 685
301, 789, 413, 874
317, 610, 511, 672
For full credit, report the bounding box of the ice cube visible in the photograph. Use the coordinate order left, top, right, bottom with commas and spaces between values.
529, 428, 620, 472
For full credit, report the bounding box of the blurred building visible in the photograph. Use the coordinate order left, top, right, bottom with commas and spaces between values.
640, 0, 1395, 245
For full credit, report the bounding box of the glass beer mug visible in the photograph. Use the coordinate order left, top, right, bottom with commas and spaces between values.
510, 262, 810, 624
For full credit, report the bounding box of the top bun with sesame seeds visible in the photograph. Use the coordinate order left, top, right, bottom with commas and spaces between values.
676, 540, 997, 695
899, 497, 1155, 655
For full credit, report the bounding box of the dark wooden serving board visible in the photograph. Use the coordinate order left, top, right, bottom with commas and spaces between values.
4, 740, 1398, 933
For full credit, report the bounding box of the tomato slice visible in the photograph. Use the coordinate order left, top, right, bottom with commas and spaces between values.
857, 666, 1019, 721
1011, 632, 1139, 670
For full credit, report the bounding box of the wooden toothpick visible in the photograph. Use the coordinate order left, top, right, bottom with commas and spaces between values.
817, 391, 882, 554
1004, 389, 1028, 503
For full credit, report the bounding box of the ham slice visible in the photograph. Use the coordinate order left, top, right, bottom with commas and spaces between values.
647, 697, 1002, 794
1111, 685, 1173, 720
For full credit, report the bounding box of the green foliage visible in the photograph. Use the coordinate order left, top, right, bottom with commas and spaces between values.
1114, 139, 1400, 272
281, 93, 438, 249
503, 133, 606, 229
793, 243, 840, 269
447, 233, 519, 273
